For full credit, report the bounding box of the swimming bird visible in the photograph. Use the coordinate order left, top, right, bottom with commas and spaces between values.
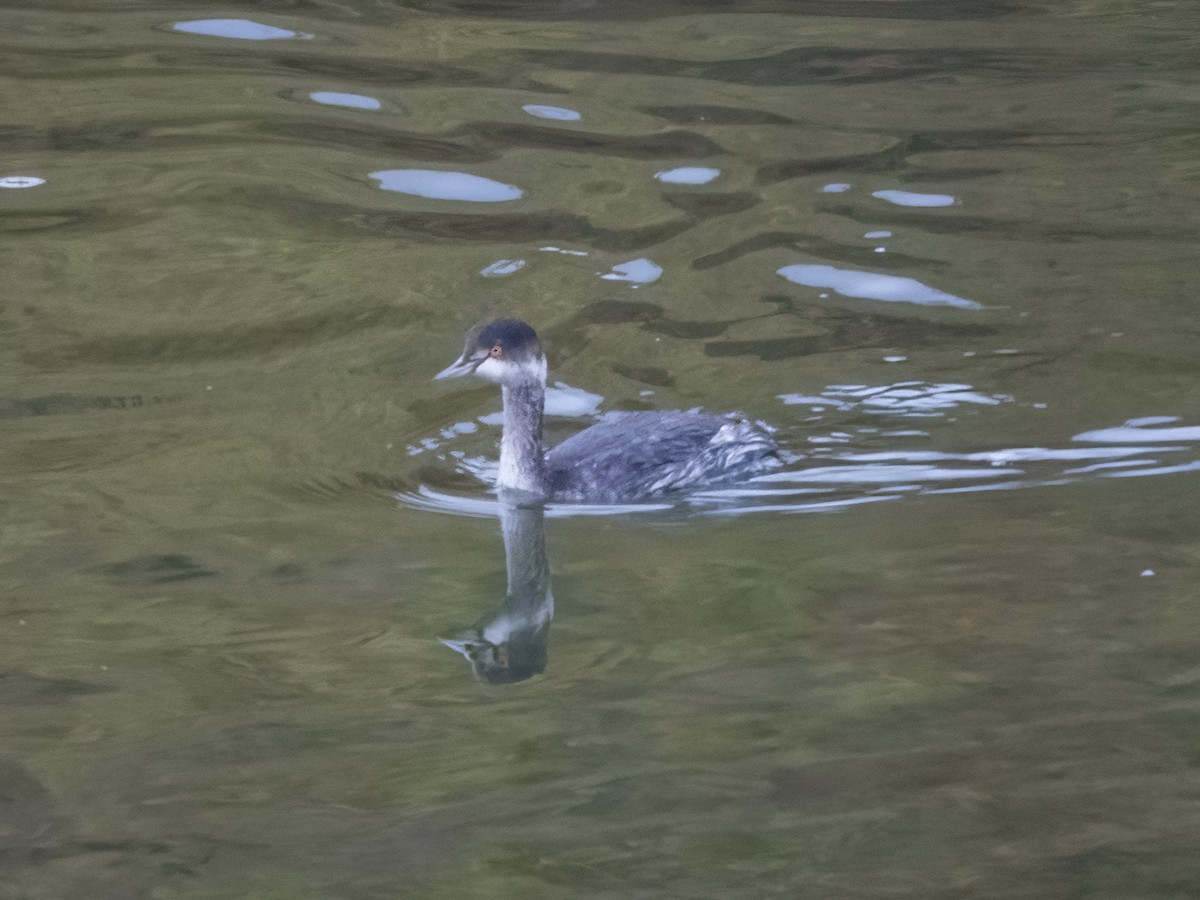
435, 318, 778, 503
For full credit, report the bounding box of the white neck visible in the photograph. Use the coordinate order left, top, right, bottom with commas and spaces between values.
498, 379, 547, 496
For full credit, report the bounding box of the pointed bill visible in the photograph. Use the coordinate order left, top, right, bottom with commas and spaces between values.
434, 354, 482, 380
440, 638, 476, 660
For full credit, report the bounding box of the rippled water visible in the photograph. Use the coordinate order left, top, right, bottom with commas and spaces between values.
4, 0, 1200, 896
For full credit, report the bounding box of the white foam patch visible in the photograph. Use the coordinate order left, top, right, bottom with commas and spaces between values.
173, 19, 311, 40
398, 485, 672, 519
872, 189, 956, 207
522, 104, 581, 121
655, 167, 720, 185
777, 264, 980, 309
779, 382, 1009, 416
1126, 416, 1180, 427
545, 383, 604, 418
757, 464, 1020, 485
370, 169, 523, 202
440, 420, 479, 440
1074, 422, 1200, 443
310, 91, 380, 110
1104, 461, 1200, 478
702, 495, 901, 516
838, 447, 1180, 465
0, 176, 45, 189
480, 259, 526, 277
601, 258, 662, 284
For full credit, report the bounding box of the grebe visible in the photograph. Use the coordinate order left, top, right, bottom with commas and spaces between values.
435, 318, 778, 502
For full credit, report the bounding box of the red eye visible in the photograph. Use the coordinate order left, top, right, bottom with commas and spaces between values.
490, 344, 503, 358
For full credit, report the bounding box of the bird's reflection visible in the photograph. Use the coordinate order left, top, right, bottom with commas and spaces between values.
441, 500, 553, 684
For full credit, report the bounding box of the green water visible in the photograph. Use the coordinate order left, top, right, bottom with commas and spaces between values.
3, 1, 1200, 896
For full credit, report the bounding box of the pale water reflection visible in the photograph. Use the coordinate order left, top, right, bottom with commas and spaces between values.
172, 18, 313, 41
369, 169, 525, 201
778, 263, 982, 309
600, 257, 663, 284
872, 189, 958, 208
521, 104, 582, 121
309, 91, 382, 110
780, 381, 1012, 415
655, 166, 721, 185
479, 257, 526, 277
0, 175, 45, 189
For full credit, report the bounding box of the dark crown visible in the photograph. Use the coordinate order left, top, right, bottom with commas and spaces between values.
474, 318, 541, 357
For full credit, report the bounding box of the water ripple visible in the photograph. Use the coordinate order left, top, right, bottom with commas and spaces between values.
398, 377, 1200, 519
399, 0, 1017, 21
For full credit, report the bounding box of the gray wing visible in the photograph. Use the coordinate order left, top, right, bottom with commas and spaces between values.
546, 412, 776, 502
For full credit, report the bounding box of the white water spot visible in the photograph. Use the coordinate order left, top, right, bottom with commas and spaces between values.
173, 19, 311, 40
841, 447, 1183, 467
545, 382, 604, 417
310, 91, 380, 110
655, 167, 720, 185
0, 175, 45, 189
777, 264, 980, 309
1074, 420, 1200, 443
440, 420, 478, 440
480, 259, 526, 277
522, 104, 581, 121
539, 246, 589, 256
398, 484, 674, 519
1064, 461, 1156, 475
807, 436, 851, 445
822, 183, 851, 193
883, 356, 907, 363
1104, 461, 1200, 478
780, 382, 1011, 417
370, 169, 523, 202
760, 464, 1020, 484
873, 247, 886, 253
872, 189, 956, 207
1140, 569, 1156, 577
864, 230, 892, 239
601, 258, 662, 284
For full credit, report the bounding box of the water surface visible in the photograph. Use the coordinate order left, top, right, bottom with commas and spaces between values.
3, 0, 1200, 897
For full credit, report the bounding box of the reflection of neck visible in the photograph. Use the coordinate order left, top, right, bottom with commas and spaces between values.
467, 501, 552, 682
501, 501, 551, 603
499, 380, 547, 496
